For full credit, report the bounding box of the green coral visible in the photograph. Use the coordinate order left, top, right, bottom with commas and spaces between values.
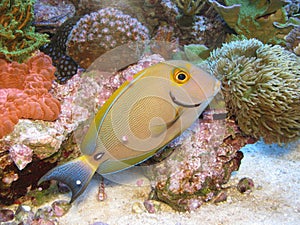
0, 0, 49, 62
209, 0, 292, 45
208, 39, 300, 144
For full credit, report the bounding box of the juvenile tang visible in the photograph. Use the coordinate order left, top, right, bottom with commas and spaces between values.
39, 60, 221, 202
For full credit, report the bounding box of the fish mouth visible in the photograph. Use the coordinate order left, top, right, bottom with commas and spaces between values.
169, 92, 202, 108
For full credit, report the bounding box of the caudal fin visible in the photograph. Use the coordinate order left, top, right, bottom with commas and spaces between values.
38, 155, 96, 202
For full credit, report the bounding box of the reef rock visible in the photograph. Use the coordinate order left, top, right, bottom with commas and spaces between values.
147, 109, 254, 212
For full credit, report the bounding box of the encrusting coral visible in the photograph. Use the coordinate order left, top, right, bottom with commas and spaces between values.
209, 0, 293, 45
0, 52, 61, 139
66, 7, 150, 69
0, 0, 49, 62
208, 38, 300, 144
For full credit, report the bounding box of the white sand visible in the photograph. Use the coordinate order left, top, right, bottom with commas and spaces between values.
57, 140, 300, 225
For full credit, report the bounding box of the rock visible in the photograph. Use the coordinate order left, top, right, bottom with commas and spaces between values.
0, 209, 14, 222
51, 200, 71, 217
237, 177, 255, 194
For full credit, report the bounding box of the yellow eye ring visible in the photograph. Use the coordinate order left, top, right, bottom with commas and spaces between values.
173, 69, 190, 84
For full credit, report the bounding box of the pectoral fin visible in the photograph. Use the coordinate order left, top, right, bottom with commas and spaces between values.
150, 107, 183, 136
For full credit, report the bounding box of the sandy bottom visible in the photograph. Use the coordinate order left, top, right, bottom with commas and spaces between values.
56, 140, 300, 225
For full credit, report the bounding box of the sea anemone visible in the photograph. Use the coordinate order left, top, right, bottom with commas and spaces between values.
208, 39, 300, 144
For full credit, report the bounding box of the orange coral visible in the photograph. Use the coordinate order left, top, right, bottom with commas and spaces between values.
0, 52, 61, 138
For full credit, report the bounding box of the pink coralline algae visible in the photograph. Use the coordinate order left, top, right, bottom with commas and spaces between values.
66, 7, 150, 69
9, 144, 33, 170
148, 109, 256, 212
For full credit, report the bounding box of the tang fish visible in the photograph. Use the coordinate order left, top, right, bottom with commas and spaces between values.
39, 60, 220, 202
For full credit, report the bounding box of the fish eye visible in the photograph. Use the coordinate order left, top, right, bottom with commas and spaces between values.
173, 69, 190, 84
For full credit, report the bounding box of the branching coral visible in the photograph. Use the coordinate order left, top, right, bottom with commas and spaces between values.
0, 52, 61, 139
209, 0, 292, 45
208, 39, 300, 144
174, 0, 206, 16
0, 0, 49, 62
66, 7, 150, 69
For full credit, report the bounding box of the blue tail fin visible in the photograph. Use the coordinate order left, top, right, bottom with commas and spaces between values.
38, 156, 96, 202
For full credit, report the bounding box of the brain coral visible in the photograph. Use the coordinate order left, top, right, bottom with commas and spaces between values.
66, 7, 150, 69
208, 39, 300, 144
0, 52, 61, 139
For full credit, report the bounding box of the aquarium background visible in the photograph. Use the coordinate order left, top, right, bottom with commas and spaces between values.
0, 0, 299, 224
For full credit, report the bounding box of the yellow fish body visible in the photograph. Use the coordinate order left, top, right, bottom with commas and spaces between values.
39, 60, 220, 202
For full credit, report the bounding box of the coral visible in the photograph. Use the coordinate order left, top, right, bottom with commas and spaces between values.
209, 0, 293, 45
285, 26, 300, 55
284, 0, 300, 17
174, 0, 207, 16
189, 15, 227, 46
172, 0, 208, 27
69, 0, 104, 16
147, 109, 254, 212
208, 39, 300, 144
0, 54, 164, 205
0, 52, 61, 139
41, 7, 150, 84
150, 26, 180, 59
33, 0, 76, 34
0, 73, 89, 205
40, 17, 80, 84
0, 0, 49, 62
66, 7, 150, 69
159, 0, 227, 47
